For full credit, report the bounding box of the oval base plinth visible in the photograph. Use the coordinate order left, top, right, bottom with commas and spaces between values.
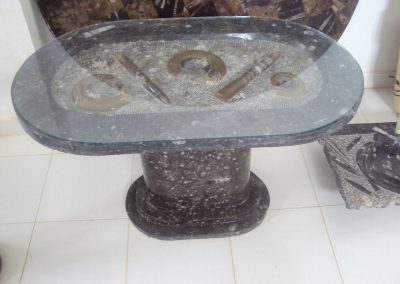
126, 172, 269, 240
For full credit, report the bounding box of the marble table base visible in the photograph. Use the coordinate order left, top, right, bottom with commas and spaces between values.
126, 148, 269, 240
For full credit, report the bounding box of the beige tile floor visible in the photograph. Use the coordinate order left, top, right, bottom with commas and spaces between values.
0, 88, 399, 284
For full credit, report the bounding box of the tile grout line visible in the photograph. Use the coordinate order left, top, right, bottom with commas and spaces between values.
33, 217, 129, 224
299, 146, 345, 284
364, 87, 394, 90
360, 89, 398, 123
0, 221, 35, 225
17, 224, 36, 284
18, 153, 54, 284
358, 102, 370, 123
269, 205, 320, 211
228, 238, 238, 284
299, 146, 322, 204
33, 153, 54, 222
131, 154, 135, 184
320, 204, 345, 208
29, 153, 135, 225
125, 155, 135, 284
125, 222, 130, 284
359, 108, 369, 124
0, 205, 343, 224
317, 207, 345, 284
249, 204, 343, 212
0, 153, 52, 158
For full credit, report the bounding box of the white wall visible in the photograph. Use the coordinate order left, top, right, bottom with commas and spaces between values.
339, 0, 400, 88
0, 0, 34, 119
19, 0, 53, 50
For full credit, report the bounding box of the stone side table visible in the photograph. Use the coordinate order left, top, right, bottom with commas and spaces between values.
12, 17, 363, 239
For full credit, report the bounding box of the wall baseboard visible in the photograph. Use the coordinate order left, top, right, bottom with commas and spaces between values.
364, 72, 395, 89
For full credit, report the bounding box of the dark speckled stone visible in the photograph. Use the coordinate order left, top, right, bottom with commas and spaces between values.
36, 0, 359, 40
126, 148, 269, 239
12, 17, 363, 155
320, 123, 400, 209
12, 17, 363, 239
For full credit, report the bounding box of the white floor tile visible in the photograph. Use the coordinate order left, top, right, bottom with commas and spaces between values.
0, 117, 24, 137
231, 208, 341, 284
0, 223, 33, 284
361, 89, 397, 123
348, 108, 368, 124
37, 155, 132, 221
21, 220, 128, 284
52, 149, 66, 155
251, 146, 318, 209
0, 156, 50, 223
301, 142, 345, 206
0, 135, 52, 156
132, 154, 143, 182
323, 205, 400, 284
127, 225, 235, 284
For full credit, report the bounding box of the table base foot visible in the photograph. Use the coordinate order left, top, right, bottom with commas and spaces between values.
126, 172, 269, 240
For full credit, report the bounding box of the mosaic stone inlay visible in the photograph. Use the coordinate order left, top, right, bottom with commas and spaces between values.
36, 0, 358, 39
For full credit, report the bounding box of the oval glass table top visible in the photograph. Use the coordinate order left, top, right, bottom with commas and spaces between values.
12, 17, 363, 154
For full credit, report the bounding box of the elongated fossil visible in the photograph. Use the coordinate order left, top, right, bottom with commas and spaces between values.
215, 51, 281, 102
115, 52, 171, 104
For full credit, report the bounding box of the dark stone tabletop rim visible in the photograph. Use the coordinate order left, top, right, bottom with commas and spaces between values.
16, 99, 360, 155
12, 16, 364, 154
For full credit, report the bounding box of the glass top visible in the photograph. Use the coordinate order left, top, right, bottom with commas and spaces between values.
12, 17, 363, 150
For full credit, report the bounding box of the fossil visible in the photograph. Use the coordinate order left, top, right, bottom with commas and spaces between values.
71, 74, 130, 112
167, 50, 227, 81
115, 52, 171, 104
270, 72, 305, 97
215, 51, 281, 102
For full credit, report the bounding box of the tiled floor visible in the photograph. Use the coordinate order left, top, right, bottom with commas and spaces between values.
0, 88, 398, 284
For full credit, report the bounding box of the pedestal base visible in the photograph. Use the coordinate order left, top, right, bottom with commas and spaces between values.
126, 172, 269, 240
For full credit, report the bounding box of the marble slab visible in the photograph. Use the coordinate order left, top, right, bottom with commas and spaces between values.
36, 0, 358, 40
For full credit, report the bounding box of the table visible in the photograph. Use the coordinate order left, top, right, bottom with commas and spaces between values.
12, 17, 363, 239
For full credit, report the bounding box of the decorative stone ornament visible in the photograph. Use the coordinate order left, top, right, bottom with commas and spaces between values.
321, 123, 400, 209
36, 0, 358, 40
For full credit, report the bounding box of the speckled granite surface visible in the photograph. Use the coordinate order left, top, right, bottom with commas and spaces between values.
127, 148, 269, 239
320, 123, 400, 209
12, 17, 363, 239
12, 17, 363, 155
